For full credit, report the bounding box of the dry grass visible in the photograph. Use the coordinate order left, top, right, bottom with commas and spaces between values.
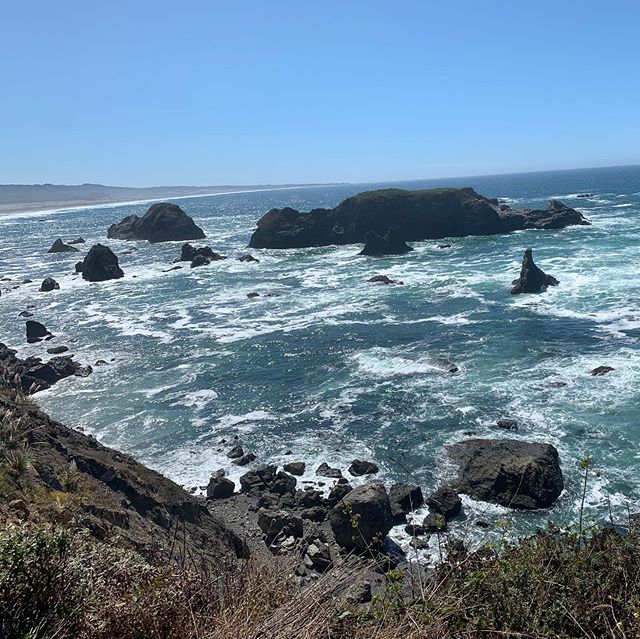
2, 522, 640, 639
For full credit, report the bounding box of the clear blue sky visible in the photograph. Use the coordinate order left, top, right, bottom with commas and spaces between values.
1, 0, 639, 186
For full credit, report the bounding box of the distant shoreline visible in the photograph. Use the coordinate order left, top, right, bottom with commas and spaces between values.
0, 183, 340, 217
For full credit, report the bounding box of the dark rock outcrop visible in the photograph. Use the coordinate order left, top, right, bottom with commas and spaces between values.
449, 438, 564, 509
316, 462, 342, 478
80, 244, 124, 282
359, 225, 413, 256
248, 188, 589, 249
108, 203, 205, 243
389, 483, 424, 523
75, 261, 84, 273
426, 485, 462, 520
48, 238, 79, 253
497, 419, 519, 431
511, 249, 558, 295
68, 237, 86, 244
283, 461, 305, 476
26, 320, 52, 343
40, 277, 60, 292
0, 342, 92, 393
237, 254, 259, 263
329, 483, 393, 551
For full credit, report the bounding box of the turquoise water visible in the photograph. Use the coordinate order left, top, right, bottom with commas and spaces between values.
1, 165, 639, 554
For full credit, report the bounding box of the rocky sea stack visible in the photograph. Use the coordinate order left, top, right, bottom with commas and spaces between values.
248, 187, 589, 249
511, 248, 559, 294
107, 202, 206, 243
48, 238, 79, 253
80, 244, 124, 282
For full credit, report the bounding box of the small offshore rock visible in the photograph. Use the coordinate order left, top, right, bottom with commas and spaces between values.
26, 320, 52, 343
47, 345, 69, 355
227, 445, 244, 459
233, 452, 257, 466
368, 274, 403, 285
316, 462, 342, 478
348, 459, 379, 476
511, 248, 558, 295
81, 244, 124, 282
591, 365, 614, 376
359, 224, 413, 256
48, 238, 79, 253
40, 277, 60, 292
238, 253, 259, 263
497, 419, 519, 430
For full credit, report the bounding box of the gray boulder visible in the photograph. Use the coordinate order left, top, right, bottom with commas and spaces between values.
329, 483, 393, 551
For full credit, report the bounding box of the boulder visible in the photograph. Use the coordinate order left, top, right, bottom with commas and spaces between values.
206, 476, 235, 500
248, 188, 589, 249
591, 365, 614, 376
348, 459, 379, 476
68, 237, 86, 244
426, 485, 462, 520
257, 510, 304, 545
329, 483, 393, 551
449, 438, 564, 509
40, 277, 60, 292
75, 261, 83, 273
510, 249, 558, 294
80, 244, 124, 282
422, 512, 447, 533
48, 238, 79, 253
359, 225, 413, 256
283, 461, 306, 476
237, 254, 259, 263
239, 465, 277, 493
388, 483, 424, 522
316, 462, 342, 478
107, 203, 206, 243
232, 452, 257, 466
26, 320, 52, 343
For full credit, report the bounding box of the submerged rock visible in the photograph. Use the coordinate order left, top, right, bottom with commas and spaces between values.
248, 188, 589, 249
449, 438, 564, 509
591, 365, 614, 376
359, 225, 413, 256
40, 277, 60, 292
107, 202, 206, 243
329, 483, 393, 551
511, 248, 558, 294
48, 238, 79, 253
368, 274, 403, 285
497, 419, 519, 431
80, 244, 124, 282
237, 253, 259, 263
67, 237, 86, 244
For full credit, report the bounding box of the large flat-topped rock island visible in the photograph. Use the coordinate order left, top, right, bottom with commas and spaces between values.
248, 187, 589, 249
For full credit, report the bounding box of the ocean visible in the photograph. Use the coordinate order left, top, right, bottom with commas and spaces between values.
2, 164, 639, 557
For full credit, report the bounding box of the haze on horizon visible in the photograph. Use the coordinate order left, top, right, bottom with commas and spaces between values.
1, 0, 639, 187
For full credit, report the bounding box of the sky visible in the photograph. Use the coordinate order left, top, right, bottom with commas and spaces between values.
1, 1, 639, 186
